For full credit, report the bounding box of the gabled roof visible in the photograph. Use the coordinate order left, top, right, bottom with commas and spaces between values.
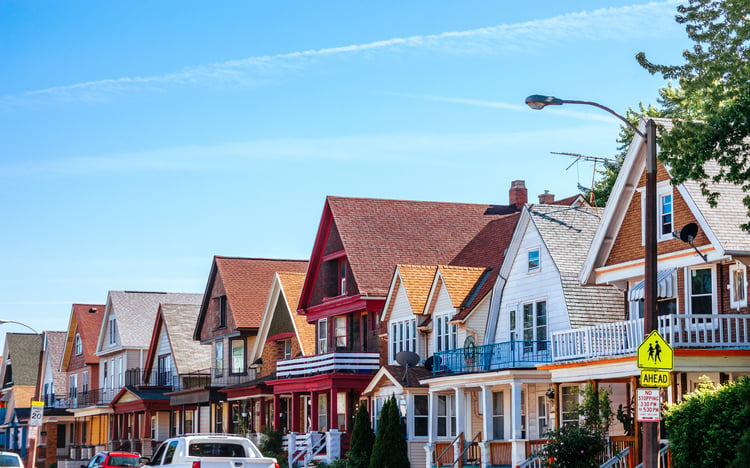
61, 303, 105, 370
2, 333, 42, 387
300, 196, 517, 309
383, 265, 437, 322
43, 331, 67, 399
144, 303, 211, 381
525, 204, 623, 327
581, 118, 750, 284
99, 291, 203, 352
194, 257, 308, 338
431, 265, 488, 310
362, 364, 432, 395
252, 270, 314, 362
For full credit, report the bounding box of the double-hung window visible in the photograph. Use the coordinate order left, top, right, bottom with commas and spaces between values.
318, 318, 328, 354
215, 341, 224, 377
435, 314, 457, 353
334, 316, 347, 349
688, 266, 716, 315
730, 263, 748, 310
413, 395, 428, 437
390, 318, 417, 362
639, 184, 675, 242
74, 334, 82, 355
108, 316, 117, 345
492, 391, 504, 439
437, 394, 456, 438
522, 300, 547, 352
231, 338, 245, 374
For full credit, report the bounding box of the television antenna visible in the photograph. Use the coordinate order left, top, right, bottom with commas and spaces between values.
551, 152, 617, 209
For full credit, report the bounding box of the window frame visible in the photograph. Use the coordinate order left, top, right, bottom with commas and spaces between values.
230, 338, 246, 375
318, 318, 328, 354
434, 313, 457, 353
389, 318, 417, 363
412, 394, 428, 438
528, 248, 541, 272
215, 340, 224, 377
74, 333, 82, 355
218, 295, 228, 329
108, 316, 117, 345
338, 258, 347, 296
639, 183, 674, 244
729, 262, 748, 310
334, 315, 347, 350
686, 266, 717, 316
437, 394, 456, 438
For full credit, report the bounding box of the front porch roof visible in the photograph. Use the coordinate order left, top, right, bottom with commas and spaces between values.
267, 371, 373, 394
362, 365, 432, 396
422, 369, 552, 392
220, 373, 276, 400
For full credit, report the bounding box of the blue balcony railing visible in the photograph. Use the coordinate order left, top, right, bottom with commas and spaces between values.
433, 340, 551, 375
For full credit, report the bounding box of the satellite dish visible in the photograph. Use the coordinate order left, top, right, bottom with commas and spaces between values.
679, 222, 699, 243
396, 351, 420, 368
675, 222, 708, 261
424, 355, 442, 373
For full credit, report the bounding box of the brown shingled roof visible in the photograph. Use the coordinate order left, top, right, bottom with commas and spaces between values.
213, 257, 308, 330
321, 196, 513, 299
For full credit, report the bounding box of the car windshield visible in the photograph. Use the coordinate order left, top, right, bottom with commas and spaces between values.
107, 456, 140, 467
0, 455, 20, 467
188, 443, 246, 457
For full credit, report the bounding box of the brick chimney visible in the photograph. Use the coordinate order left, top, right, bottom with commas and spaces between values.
509, 180, 527, 209
538, 190, 555, 204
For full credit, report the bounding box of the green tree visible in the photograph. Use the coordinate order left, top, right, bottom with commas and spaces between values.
347, 402, 375, 468
664, 376, 750, 468
368, 397, 409, 468
636, 0, 750, 229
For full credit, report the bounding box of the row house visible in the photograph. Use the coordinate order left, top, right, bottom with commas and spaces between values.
59, 303, 104, 461
109, 302, 211, 457
221, 270, 315, 445
189, 257, 308, 443
37, 331, 71, 468
269, 192, 528, 465
100, 291, 202, 456
0, 332, 42, 459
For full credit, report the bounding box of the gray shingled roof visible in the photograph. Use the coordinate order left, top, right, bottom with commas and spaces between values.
4, 333, 42, 386
160, 303, 212, 374
108, 291, 203, 349
528, 205, 624, 328
44, 331, 68, 397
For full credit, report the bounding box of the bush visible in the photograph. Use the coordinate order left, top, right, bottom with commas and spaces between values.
664, 375, 750, 468
368, 396, 409, 468
258, 427, 288, 468
347, 402, 375, 468
537, 425, 607, 468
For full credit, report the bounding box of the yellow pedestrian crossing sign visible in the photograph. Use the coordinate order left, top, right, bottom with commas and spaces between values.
637, 330, 673, 370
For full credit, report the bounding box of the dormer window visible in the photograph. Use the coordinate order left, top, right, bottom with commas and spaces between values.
218, 295, 228, 329
640, 183, 675, 243
108, 316, 117, 345
338, 258, 347, 296
74, 334, 82, 355
283, 339, 292, 360
659, 192, 673, 238
528, 249, 540, 272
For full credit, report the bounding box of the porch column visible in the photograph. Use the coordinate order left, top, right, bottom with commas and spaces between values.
480, 385, 492, 468
453, 387, 466, 466
425, 391, 438, 468
311, 392, 319, 431
553, 383, 561, 430
273, 394, 281, 431
329, 387, 337, 432
510, 382, 525, 467
291, 392, 301, 432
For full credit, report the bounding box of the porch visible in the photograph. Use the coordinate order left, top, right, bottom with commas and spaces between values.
276, 351, 380, 378
432, 340, 551, 375
551, 314, 750, 362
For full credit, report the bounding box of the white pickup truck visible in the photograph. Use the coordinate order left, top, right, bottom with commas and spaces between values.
141, 435, 279, 468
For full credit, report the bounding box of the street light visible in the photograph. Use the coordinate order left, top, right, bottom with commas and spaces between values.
526, 94, 659, 468
0, 319, 40, 334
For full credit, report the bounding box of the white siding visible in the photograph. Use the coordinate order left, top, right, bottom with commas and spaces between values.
155, 327, 171, 358
198, 406, 210, 433
407, 441, 426, 467
428, 285, 456, 357
156, 411, 170, 440
464, 295, 490, 346
495, 222, 571, 343
388, 281, 423, 362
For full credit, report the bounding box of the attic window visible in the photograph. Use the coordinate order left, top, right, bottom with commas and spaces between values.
218, 296, 228, 329
729, 263, 747, 310
338, 258, 347, 296
528, 249, 540, 272
74, 334, 82, 355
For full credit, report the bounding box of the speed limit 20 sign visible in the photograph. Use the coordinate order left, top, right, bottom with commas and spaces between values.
29, 401, 44, 427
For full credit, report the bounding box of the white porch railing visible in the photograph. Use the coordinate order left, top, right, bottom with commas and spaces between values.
552, 314, 750, 361
276, 352, 380, 378
552, 319, 642, 361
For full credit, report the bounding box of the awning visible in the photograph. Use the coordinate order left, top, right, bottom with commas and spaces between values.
628, 269, 677, 301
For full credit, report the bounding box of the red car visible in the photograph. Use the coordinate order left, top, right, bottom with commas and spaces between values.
83, 451, 142, 468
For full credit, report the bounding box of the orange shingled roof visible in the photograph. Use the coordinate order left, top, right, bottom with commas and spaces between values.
396, 265, 437, 315
437, 265, 488, 309
277, 272, 315, 356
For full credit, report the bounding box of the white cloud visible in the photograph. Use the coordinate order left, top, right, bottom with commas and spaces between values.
4, 1, 679, 104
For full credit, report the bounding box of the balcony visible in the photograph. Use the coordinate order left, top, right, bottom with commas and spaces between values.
276, 351, 380, 378
432, 340, 552, 375
66, 387, 118, 408
551, 314, 750, 362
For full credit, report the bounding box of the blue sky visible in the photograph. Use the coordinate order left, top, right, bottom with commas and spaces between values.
0, 1, 690, 345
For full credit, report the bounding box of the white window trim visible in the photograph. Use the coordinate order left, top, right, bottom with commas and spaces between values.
685, 265, 717, 315
389, 318, 417, 363
318, 318, 328, 354
527, 247, 541, 273
434, 313, 457, 353
74, 333, 82, 355
436, 393, 457, 439
729, 262, 748, 310
412, 394, 429, 439
639, 182, 674, 245
108, 316, 117, 345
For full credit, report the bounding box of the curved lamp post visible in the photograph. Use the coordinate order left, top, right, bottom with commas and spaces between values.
525, 94, 658, 468
0, 319, 40, 334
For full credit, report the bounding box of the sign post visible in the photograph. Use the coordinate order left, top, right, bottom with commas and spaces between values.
28, 401, 44, 468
